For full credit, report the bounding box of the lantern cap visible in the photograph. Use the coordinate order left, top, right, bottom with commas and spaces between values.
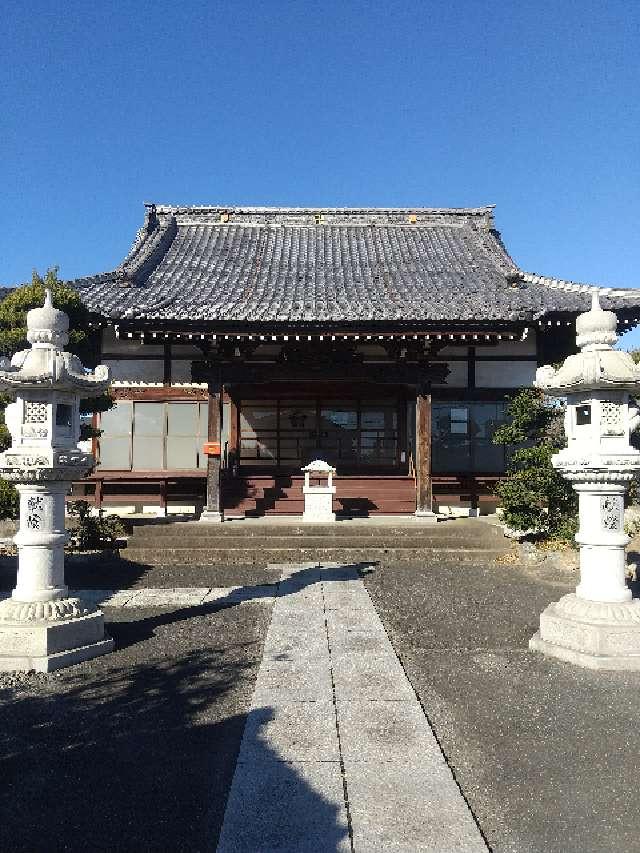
0, 290, 109, 395
536, 290, 640, 394
575, 289, 618, 350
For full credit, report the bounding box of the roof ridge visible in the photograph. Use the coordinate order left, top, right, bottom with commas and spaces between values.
149, 203, 496, 216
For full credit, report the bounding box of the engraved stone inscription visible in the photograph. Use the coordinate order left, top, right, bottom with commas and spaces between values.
601, 495, 623, 531
26, 495, 44, 530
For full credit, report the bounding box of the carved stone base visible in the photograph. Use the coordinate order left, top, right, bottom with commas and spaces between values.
199, 509, 223, 523
0, 610, 114, 673
414, 510, 441, 523
530, 593, 640, 670
302, 487, 336, 523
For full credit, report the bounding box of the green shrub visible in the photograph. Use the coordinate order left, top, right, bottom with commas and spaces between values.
67, 500, 124, 550
493, 389, 577, 540
0, 477, 19, 520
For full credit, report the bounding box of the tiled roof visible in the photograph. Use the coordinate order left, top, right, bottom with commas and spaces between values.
70, 204, 640, 326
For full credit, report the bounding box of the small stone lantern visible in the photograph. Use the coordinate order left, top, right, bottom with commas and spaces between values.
301, 460, 336, 523
530, 291, 640, 669
0, 290, 112, 672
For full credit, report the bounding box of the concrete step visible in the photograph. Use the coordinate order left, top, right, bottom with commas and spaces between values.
125, 533, 505, 550
121, 544, 511, 566
128, 520, 503, 539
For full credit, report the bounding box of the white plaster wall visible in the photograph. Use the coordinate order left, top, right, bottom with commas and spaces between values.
104, 359, 164, 383
475, 360, 537, 388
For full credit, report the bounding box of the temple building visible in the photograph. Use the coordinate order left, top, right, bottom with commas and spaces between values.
69, 204, 640, 518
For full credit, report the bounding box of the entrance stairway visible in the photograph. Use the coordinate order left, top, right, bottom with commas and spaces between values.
122, 518, 513, 567
223, 475, 416, 517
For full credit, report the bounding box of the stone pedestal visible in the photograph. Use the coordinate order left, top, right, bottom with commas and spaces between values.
199, 509, 223, 523
529, 474, 640, 669
530, 594, 640, 670
414, 509, 440, 523
0, 607, 114, 673
302, 487, 336, 523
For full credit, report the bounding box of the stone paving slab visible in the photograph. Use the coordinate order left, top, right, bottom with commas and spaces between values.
253, 658, 333, 702
76, 589, 140, 607
337, 699, 447, 763
237, 701, 340, 763
323, 589, 372, 611
120, 587, 211, 607
345, 760, 485, 853
217, 563, 487, 852
327, 623, 396, 657
204, 585, 276, 604
216, 759, 351, 853
325, 606, 385, 633
332, 655, 416, 700
262, 630, 329, 662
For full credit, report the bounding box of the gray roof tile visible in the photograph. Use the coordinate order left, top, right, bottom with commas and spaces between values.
70, 205, 640, 325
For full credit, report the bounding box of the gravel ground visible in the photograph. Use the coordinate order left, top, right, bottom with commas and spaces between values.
0, 553, 282, 591
364, 558, 640, 853
0, 600, 271, 853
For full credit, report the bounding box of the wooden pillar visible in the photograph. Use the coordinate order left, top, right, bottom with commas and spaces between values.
415, 388, 436, 519
200, 380, 223, 522
228, 391, 239, 472
159, 479, 168, 518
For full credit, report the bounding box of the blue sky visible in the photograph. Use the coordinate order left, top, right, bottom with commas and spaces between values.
2, 1, 639, 339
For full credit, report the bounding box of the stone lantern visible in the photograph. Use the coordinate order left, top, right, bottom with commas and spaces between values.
530, 291, 640, 669
0, 290, 112, 672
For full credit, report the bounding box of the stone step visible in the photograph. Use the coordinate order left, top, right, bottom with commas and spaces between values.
125, 533, 505, 550
122, 545, 511, 566
128, 520, 503, 539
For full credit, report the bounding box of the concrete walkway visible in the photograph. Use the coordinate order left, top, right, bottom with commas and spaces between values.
217, 563, 487, 853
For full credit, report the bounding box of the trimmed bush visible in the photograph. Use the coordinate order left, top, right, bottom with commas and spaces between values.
0, 477, 19, 520
493, 389, 577, 540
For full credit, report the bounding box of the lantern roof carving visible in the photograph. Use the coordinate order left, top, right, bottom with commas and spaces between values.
536, 291, 640, 393
0, 290, 109, 395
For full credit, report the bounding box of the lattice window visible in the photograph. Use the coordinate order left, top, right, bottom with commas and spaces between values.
24, 402, 48, 424
601, 401, 623, 435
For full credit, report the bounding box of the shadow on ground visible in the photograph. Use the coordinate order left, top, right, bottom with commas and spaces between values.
102, 562, 375, 656
0, 563, 363, 852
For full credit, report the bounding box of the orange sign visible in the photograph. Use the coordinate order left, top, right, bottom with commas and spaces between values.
203, 442, 221, 456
